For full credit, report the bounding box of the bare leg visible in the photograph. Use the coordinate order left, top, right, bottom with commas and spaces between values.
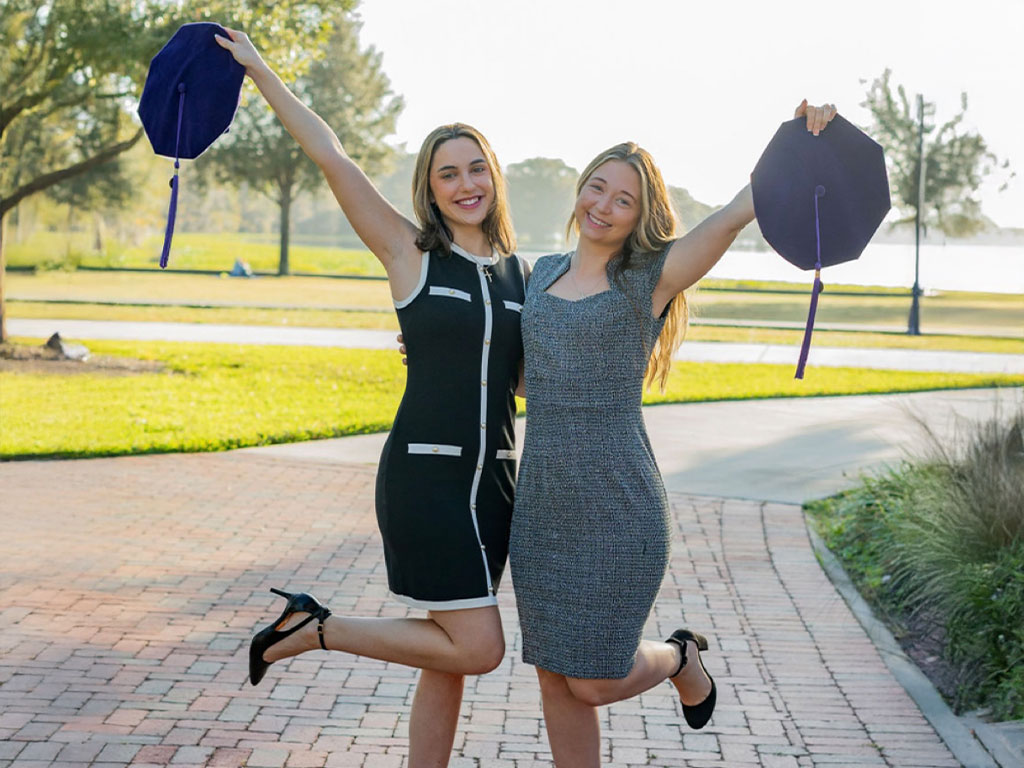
263, 603, 504, 676
409, 668, 464, 768
565, 639, 711, 708
536, 667, 600, 768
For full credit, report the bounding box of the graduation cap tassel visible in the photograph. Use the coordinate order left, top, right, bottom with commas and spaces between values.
795, 185, 826, 379
159, 83, 186, 269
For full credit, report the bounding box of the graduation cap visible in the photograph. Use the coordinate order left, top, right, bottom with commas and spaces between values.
138, 22, 245, 268
751, 114, 891, 378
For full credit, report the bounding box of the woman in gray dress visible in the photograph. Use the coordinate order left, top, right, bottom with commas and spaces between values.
510, 102, 836, 765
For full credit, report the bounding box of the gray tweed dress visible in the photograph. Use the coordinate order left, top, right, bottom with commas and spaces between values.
510, 247, 673, 679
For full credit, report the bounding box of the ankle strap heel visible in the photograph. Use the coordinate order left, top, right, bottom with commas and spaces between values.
249, 588, 331, 686
665, 628, 716, 730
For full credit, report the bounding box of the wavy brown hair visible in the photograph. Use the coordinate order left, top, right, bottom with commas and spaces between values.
567, 142, 689, 392
411, 124, 516, 256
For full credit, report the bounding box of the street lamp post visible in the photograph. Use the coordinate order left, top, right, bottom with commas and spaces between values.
908, 94, 926, 336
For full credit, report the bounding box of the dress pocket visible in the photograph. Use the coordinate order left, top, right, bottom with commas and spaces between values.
408, 443, 462, 457
503, 300, 523, 313
495, 449, 516, 460
429, 286, 472, 302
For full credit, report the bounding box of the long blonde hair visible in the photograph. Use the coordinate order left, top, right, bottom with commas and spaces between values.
412, 124, 516, 256
567, 142, 689, 392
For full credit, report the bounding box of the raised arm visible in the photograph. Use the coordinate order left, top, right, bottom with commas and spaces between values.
652, 100, 836, 315
215, 29, 420, 274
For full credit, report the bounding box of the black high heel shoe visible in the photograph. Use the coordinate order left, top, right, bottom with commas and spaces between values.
666, 628, 717, 729
249, 588, 332, 686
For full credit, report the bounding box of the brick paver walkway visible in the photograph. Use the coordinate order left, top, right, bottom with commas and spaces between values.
1, 453, 958, 767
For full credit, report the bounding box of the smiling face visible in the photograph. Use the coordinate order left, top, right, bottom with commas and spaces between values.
428, 136, 495, 233
574, 159, 643, 250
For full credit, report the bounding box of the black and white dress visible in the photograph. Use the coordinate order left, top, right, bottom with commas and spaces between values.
376, 243, 526, 610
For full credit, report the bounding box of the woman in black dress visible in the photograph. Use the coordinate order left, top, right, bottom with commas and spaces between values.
216, 29, 528, 767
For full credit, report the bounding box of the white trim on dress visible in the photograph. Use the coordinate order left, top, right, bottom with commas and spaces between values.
393, 251, 431, 309
390, 591, 498, 611
408, 443, 462, 457
466, 263, 496, 598
429, 285, 472, 302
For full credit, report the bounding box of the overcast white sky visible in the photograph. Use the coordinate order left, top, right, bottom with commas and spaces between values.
355, 0, 1023, 228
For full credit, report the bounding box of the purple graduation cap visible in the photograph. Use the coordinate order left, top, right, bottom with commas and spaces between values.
751, 114, 891, 378
138, 23, 245, 268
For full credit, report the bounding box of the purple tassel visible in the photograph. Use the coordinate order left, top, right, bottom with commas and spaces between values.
795, 185, 827, 379
795, 271, 823, 379
160, 83, 186, 269
159, 167, 179, 269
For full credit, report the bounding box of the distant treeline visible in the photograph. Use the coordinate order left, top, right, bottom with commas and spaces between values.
180, 151, 768, 253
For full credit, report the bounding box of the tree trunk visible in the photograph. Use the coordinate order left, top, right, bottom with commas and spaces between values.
278, 191, 291, 276
11, 203, 21, 243
66, 204, 75, 259
94, 212, 105, 253
1, 211, 7, 343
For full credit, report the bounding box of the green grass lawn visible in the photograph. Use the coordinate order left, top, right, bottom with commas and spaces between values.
692, 288, 1024, 334
3, 337, 1021, 460
6, 231, 387, 276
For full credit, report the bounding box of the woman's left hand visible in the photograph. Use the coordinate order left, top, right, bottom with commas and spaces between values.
794, 99, 837, 136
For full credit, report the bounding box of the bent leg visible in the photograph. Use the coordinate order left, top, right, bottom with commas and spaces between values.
409, 668, 464, 768
263, 603, 504, 676
536, 667, 600, 768
565, 639, 683, 708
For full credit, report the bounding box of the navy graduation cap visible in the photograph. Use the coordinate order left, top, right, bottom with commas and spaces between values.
138, 22, 245, 268
751, 114, 891, 378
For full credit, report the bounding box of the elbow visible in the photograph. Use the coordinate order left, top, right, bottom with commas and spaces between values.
317, 147, 351, 176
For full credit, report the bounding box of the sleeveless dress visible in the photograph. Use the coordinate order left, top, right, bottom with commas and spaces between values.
510, 247, 673, 678
376, 243, 526, 610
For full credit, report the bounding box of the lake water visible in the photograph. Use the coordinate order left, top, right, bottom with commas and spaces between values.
524, 243, 1024, 294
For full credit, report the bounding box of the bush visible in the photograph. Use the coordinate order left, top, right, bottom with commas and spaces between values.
808, 407, 1024, 719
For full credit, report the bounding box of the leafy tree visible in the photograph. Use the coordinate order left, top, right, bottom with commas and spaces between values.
862, 69, 1013, 334
506, 157, 578, 249
0, 0, 335, 342
862, 69, 1012, 237
202, 11, 403, 274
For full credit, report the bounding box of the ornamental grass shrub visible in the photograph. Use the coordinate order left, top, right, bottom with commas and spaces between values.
808, 406, 1024, 719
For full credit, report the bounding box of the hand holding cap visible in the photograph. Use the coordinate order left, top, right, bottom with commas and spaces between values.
138, 22, 246, 267
751, 110, 891, 378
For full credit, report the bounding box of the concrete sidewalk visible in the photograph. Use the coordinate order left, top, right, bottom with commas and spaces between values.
3, 389, 1022, 766
245, 387, 1024, 505
9, 317, 1024, 374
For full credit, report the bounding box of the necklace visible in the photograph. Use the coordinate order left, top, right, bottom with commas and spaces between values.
568, 251, 606, 299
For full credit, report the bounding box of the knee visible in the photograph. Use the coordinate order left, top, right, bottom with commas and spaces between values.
566, 678, 614, 708
461, 633, 505, 675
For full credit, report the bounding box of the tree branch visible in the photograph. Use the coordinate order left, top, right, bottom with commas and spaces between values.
0, 128, 144, 216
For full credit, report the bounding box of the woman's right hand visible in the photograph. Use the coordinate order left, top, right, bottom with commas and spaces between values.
214, 27, 269, 77
397, 334, 407, 366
